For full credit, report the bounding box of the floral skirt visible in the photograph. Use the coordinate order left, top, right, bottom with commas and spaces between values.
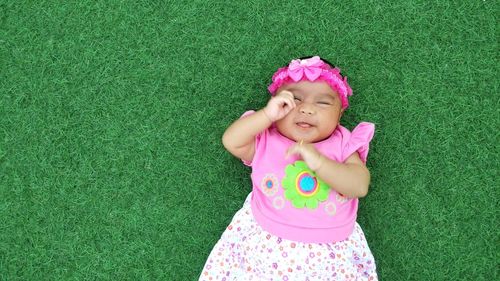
199, 192, 378, 281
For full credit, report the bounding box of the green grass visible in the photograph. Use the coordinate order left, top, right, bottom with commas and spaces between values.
0, 1, 497, 280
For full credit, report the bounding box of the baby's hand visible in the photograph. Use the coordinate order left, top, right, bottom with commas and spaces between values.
286, 141, 324, 171
263, 90, 296, 122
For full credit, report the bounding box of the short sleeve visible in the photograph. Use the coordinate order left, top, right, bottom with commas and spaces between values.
341, 122, 375, 164
238, 110, 267, 167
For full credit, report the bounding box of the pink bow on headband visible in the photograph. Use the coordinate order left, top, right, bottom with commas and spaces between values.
268, 56, 353, 109
287, 56, 324, 82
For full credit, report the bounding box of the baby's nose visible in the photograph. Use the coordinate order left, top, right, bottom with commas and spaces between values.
300, 106, 314, 115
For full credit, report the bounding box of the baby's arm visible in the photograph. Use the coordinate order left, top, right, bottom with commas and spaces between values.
222, 109, 271, 163
222, 91, 296, 163
286, 143, 370, 198
315, 152, 371, 198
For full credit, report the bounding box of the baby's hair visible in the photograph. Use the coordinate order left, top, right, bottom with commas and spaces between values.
297, 56, 345, 78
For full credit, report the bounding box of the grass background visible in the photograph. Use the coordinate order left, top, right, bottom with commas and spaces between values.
0, 1, 497, 280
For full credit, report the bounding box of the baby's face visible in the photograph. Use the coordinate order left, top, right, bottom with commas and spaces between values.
275, 81, 343, 143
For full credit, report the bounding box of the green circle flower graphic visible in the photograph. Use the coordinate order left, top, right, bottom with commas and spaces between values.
282, 161, 331, 209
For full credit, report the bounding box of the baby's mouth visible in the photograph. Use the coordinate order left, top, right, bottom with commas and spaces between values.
296, 122, 314, 129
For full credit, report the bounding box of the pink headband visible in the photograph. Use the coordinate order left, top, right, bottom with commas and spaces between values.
268, 56, 353, 109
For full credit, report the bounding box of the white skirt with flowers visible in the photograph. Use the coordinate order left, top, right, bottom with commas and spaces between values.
199, 192, 378, 281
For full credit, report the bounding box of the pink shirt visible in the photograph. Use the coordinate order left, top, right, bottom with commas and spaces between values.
240, 110, 375, 243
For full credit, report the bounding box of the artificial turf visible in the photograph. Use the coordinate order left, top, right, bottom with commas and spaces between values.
0, 1, 497, 280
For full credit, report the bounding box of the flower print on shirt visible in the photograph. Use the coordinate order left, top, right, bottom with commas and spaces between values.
282, 161, 330, 209
260, 173, 279, 196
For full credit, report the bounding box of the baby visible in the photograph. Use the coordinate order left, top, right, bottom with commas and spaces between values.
200, 56, 378, 280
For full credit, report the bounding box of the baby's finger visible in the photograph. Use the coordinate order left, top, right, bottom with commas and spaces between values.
285, 143, 301, 159
283, 97, 295, 109
289, 95, 297, 107
284, 94, 296, 107
275, 96, 288, 107
280, 90, 294, 99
